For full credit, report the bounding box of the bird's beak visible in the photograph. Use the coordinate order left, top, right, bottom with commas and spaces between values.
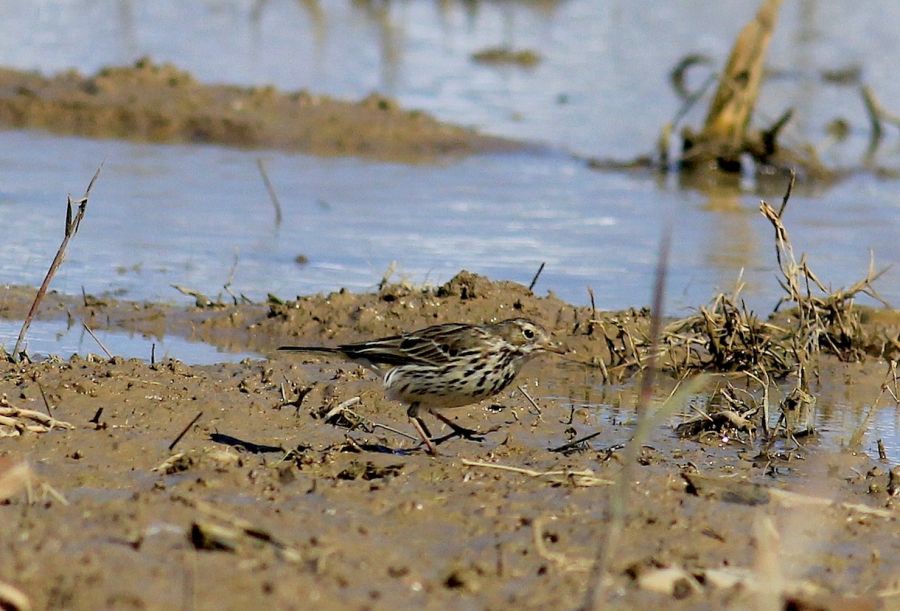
541, 338, 567, 355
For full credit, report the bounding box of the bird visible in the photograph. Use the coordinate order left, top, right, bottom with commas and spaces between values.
278, 318, 561, 454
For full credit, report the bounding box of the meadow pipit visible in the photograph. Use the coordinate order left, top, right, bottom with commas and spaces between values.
278, 318, 561, 454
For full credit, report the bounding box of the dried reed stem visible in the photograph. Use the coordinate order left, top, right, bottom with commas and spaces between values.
580, 221, 672, 610
82, 321, 113, 359
12, 165, 103, 360
256, 158, 283, 226
168, 411, 204, 451
528, 261, 546, 292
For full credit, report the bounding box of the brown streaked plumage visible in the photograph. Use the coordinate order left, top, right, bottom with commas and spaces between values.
278, 318, 560, 454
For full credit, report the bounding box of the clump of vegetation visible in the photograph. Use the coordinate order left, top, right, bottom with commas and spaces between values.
663, 173, 889, 382
666, 173, 891, 440
663, 283, 792, 378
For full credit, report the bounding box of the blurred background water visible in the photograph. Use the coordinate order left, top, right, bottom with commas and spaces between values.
0, 0, 897, 314
0, 318, 257, 363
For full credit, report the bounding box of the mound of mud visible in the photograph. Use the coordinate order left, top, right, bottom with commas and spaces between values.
0, 58, 520, 162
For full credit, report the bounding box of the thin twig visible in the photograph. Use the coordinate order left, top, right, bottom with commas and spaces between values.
581, 219, 672, 610
776, 168, 796, 218
222, 250, 241, 305
549, 429, 605, 454
517, 385, 543, 418
319, 396, 419, 443
256, 158, 283, 226
41, 482, 70, 506
36, 381, 53, 419
82, 322, 113, 359
861, 86, 885, 148
12, 164, 103, 359
461, 459, 613, 486
322, 397, 361, 421
587, 286, 597, 335
169, 412, 204, 451
528, 262, 546, 292
370, 422, 419, 443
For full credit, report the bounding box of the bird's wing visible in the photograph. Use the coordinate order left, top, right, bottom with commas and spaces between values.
337, 323, 479, 367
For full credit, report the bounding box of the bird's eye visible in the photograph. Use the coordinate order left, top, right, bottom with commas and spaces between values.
523, 328, 535, 339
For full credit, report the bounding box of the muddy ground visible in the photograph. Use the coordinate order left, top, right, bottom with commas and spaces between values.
1, 275, 899, 610
0, 59, 520, 163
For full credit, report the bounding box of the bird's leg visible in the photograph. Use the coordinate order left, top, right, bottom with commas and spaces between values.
431, 411, 485, 442
407, 402, 437, 455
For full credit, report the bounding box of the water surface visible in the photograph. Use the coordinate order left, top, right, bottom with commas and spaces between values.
0, 1, 898, 312
0, 319, 256, 364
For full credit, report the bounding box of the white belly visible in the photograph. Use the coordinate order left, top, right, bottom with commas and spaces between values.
382, 362, 518, 409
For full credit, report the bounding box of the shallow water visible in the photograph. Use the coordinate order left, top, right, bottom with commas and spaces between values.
0, 2, 898, 308
0, 319, 256, 364
2, 7, 899, 602
0, 1, 898, 314
550, 374, 900, 464
817, 401, 899, 462
1, 133, 897, 316
0, 14, 896, 607
3, 0, 900, 160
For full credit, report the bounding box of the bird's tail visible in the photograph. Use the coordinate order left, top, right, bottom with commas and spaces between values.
277, 346, 343, 355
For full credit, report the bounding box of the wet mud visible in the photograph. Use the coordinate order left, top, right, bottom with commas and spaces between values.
0, 59, 520, 163
1, 275, 899, 610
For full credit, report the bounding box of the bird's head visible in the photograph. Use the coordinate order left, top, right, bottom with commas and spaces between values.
492, 318, 564, 356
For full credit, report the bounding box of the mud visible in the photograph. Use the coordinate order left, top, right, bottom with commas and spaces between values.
0, 59, 520, 163
1, 275, 898, 610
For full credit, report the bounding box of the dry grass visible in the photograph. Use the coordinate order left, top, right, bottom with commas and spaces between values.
562, 170, 892, 454
9, 165, 102, 361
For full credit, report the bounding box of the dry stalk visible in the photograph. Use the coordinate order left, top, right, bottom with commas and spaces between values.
168, 411, 204, 451
579, 223, 672, 610
320, 397, 419, 444
659, 170, 889, 387
256, 158, 283, 226
81, 321, 113, 359
0, 397, 75, 434
528, 261, 546, 292
11, 165, 103, 360
848, 359, 899, 448
761, 171, 889, 364
461, 459, 613, 487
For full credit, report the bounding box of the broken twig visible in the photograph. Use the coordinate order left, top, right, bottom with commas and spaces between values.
256, 158, 283, 226
169, 411, 204, 451
12, 164, 103, 359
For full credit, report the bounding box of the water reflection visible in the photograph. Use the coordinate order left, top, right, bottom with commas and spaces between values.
1, 0, 899, 162
0, 318, 257, 364
697, 186, 762, 301
1, 130, 897, 313
547, 372, 899, 461
0, 1, 897, 314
